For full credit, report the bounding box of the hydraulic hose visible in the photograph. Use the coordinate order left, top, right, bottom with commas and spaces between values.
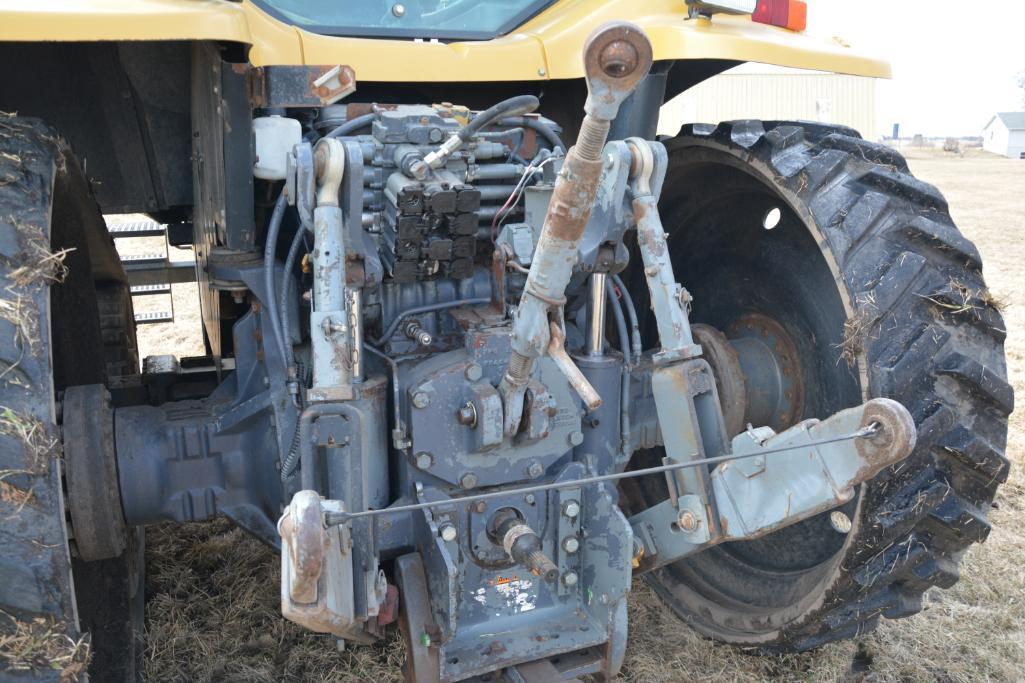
263, 192, 289, 366
498, 115, 567, 154
606, 278, 633, 463
326, 112, 376, 139
278, 223, 310, 371
425, 95, 539, 168
611, 273, 642, 364
460, 95, 539, 142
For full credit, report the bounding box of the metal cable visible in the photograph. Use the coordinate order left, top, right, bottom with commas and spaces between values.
324, 423, 879, 526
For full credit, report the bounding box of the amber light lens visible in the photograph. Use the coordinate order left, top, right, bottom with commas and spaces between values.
752, 0, 808, 31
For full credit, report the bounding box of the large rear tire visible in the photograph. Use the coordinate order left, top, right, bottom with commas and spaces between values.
0, 117, 142, 680
626, 120, 1011, 650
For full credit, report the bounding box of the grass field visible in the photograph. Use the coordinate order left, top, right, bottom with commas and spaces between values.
125, 147, 1025, 682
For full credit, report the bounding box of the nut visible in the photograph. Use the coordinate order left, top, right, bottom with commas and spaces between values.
561, 571, 578, 587
412, 391, 431, 409
562, 500, 580, 519
527, 462, 544, 479
439, 524, 457, 542
562, 536, 580, 554
414, 452, 433, 469
457, 402, 477, 427
677, 510, 697, 532
460, 472, 478, 490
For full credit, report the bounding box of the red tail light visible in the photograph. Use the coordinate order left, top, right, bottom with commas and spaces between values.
752, 0, 807, 31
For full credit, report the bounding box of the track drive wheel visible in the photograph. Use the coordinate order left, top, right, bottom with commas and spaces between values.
624, 120, 1011, 650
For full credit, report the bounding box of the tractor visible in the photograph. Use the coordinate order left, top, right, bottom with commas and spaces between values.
0, 1, 1010, 681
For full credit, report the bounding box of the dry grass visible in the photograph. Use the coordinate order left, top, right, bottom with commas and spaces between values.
134, 153, 1025, 681
0, 612, 91, 682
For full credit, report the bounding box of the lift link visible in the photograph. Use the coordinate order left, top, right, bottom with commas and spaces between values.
626, 137, 724, 535
499, 22, 654, 436
629, 398, 916, 573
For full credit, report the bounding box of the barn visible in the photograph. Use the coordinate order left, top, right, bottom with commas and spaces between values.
982, 112, 1025, 159
659, 63, 878, 140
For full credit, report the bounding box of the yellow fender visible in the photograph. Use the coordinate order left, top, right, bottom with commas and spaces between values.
0, 0, 889, 80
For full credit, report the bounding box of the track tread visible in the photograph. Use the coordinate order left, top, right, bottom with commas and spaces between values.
657, 119, 1010, 652
0, 117, 86, 681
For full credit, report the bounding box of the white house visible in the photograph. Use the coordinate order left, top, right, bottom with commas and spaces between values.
982, 112, 1025, 159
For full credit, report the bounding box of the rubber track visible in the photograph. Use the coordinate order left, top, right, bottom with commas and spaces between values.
665, 121, 1011, 651
0, 119, 83, 679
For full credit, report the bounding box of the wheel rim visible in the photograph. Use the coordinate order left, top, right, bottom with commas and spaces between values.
624, 143, 863, 638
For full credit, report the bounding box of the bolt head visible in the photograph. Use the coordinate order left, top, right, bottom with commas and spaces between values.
562, 536, 580, 554
568, 431, 584, 447
473, 501, 487, 513
562, 571, 578, 587
524, 493, 536, 505
414, 452, 433, 469
464, 363, 483, 382
392, 3, 406, 17
537, 67, 547, 77
563, 500, 580, 519
527, 462, 544, 479
439, 524, 457, 543
412, 391, 430, 409
460, 473, 478, 490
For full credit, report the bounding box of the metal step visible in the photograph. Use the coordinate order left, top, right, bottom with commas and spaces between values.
130, 283, 172, 296
120, 254, 197, 287
107, 220, 166, 238
134, 311, 174, 325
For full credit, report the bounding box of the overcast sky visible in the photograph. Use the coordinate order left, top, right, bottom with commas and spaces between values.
805, 0, 1025, 137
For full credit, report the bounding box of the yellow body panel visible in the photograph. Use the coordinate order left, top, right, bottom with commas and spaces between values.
0, 0, 890, 80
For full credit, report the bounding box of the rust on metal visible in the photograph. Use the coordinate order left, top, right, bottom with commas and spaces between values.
582, 22, 653, 103
542, 154, 604, 241
247, 65, 357, 108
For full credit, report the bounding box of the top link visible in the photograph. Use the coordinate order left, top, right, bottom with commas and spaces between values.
583, 22, 654, 120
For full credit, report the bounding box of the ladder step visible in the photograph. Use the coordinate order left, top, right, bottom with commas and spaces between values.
120, 254, 196, 287
130, 283, 172, 296
134, 311, 174, 325
107, 220, 166, 238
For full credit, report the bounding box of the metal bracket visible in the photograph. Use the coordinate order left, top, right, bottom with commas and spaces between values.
630, 398, 916, 573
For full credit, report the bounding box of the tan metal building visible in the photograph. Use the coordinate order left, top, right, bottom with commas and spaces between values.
659, 65, 879, 139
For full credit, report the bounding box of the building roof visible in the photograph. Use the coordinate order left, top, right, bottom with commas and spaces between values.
988, 112, 1025, 131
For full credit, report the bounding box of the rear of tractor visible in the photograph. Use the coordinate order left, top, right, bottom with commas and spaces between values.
0, 1, 1011, 681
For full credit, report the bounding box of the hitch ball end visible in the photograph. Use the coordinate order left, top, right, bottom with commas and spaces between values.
857, 397, 917, 466
582, 22, 654, 120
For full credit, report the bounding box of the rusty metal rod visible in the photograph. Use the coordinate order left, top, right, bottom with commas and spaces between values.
324, 423, 880, 526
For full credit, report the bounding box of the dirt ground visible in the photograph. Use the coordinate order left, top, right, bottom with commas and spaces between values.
121, 147, 1025, 682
